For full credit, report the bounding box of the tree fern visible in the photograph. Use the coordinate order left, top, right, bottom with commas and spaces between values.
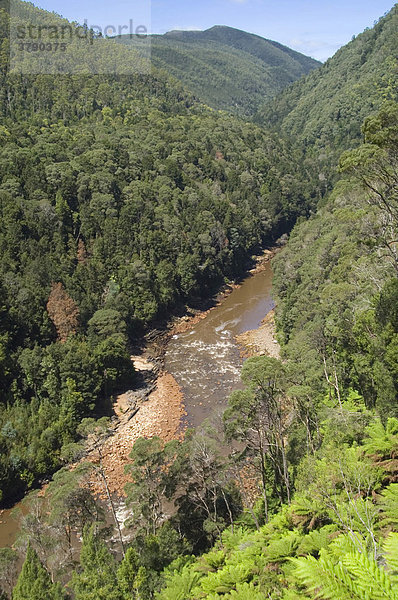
221, 527, 249, 552
199, 563, 253, 595
363, 418, 398, 460
378, 484, 398, 530
342, 550, 398, 599
196, 582, 266, 599
196, 550, 226, 573
227, 582, 267, 599
337, 496, 379, 544
156, 565, 202, 600
282, 589, 311, 600
297, 525, 337, 557
292, 550, 358, 600
290, 496, 329, 531
327, 534, 365, 564
266, 532, 301, 563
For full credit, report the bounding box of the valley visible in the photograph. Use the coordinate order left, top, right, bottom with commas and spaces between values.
0, 254, 277, 549
0, 2, 397, 599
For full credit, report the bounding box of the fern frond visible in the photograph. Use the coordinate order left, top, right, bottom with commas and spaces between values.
199, 563, 253, 595
297, 525, 337, 557
227, 582, 266, 599
378, 484, 398, 530
156, 565, 202, 600
196, 550, 226, 573
363, 418, 398, 460
290, 496, 329, 531
266, 532, 301, 563
328, 532, 360, 558
292, 551, 357, 600
293, 534, 398, 600
343, 550, 398, 600
384, 533, 398, 577
221, 527, 249, 552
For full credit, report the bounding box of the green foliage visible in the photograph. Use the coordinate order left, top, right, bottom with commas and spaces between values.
226, 583, 266, 599
0, 547, 18, 598
4, 6, 398, 600
378, 485, 398, 531
173, 426, 243, 552
45, 463, 103, 539
272, 99, 398, 461
363, 419, 398, 460
199, 562, 254, 595
71, 526, 123, 600
266, 532, 301, 563
157, 410, 398, 599
197, 550, 226, 572
117, 26, 319, 117
384, 533, 398, 576
87, 310, 126, 344
224, 356, 291, 513
259, 6, 398, 162
12, 545, 64, 600
125, 437, 179, 535
0, 0, 314, 504
293, 533, 398, 600
290, 496, 330, 532
117, 548, 142, 599
155, 562, 202, 600
297, 526, 338, 557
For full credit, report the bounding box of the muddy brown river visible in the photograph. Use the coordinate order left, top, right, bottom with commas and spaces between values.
165, 263, 274, 426
0, 262, 274, 548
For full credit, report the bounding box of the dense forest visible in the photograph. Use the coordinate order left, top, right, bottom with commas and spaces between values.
116, 26, 320, 117
0, 1, 316, 506
0, 2, 397, 599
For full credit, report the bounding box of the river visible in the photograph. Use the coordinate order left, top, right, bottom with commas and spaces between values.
0, 261, 275, 548
165, 262, 274, 426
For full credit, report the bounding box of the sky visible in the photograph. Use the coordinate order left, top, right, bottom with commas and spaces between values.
29, 0, 395, 61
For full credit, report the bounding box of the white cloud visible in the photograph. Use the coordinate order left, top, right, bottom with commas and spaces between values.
156, 24, 203, 34
288, 37, 344, 61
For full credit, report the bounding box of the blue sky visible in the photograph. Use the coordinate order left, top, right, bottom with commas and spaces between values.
29, 0, 395, 61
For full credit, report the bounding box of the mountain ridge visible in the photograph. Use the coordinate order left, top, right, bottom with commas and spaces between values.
162, 25, 319, 66
115, 25, 320, 116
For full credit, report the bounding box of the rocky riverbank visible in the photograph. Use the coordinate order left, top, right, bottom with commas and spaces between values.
86, 358, 186, 499
236, 308, 280, 359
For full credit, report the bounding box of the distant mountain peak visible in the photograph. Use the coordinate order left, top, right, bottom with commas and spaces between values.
118, 25, 320, 116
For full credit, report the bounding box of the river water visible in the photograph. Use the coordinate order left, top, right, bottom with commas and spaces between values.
165, 263, 274, 426
0, 262, 274, 548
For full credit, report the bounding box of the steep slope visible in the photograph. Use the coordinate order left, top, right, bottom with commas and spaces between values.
257, 5, 398, 154
273, 102, 398, 421
253, 4, 398, 209
116, 26, 320, 116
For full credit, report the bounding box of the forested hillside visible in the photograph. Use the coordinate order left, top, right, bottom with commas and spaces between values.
131, 98, 398, 600
258, 5, 398, 183
116, 26, 320, 116
273, 103, 398, 422
0, 3, 314, 505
